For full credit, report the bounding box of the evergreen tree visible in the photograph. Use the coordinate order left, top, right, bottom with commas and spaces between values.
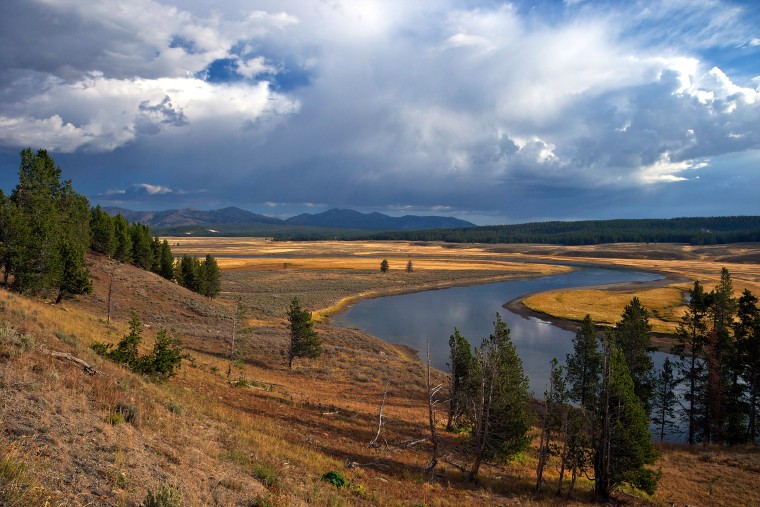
735, 289, 760, 442
9, 148, 65, 294
200, 254, 221, 298
615, 297, 655, 413
406, 259, 414, 273
380, 259, 389, 273
130, 223, 154, 270
536, 358, 568, 494
90, 205, 116, 257
594, 338, 659, 498
566, 314, 602, 411
651, 358, 678, 442
287, 297, 321, 368
56, 240, 93, 303
446, 328, 472, 431
113, 214, 132, 263
137, 328, 183, 380
467, 314, 530, 481
672, 280, 709, 444
7, 148, 91, 298
104, 312, 143, 367
178, 255, 199, 292
158, 240, 174, 280
150, 236, 162, 273
0, 191, 17, 283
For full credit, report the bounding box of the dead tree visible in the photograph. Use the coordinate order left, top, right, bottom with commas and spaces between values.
423, 339, 443, 475
369, 382, 389, 448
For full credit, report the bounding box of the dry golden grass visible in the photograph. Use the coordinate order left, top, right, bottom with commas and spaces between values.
3, 240, 760, 506
524, 287, 686, 333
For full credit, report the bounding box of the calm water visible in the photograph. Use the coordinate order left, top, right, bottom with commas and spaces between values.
332, 267, 665, 396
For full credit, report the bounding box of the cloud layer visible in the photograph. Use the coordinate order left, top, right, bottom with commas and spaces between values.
1, 0, 758, 222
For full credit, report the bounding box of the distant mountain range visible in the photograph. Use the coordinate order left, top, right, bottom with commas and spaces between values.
103, 206, 475, 232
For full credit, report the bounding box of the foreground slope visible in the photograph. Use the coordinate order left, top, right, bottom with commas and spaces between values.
2, 252, 760, 506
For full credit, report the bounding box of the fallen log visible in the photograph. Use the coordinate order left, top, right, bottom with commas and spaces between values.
51, 351, 100, 376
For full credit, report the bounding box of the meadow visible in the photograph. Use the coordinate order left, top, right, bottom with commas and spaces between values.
2, 238, 760, 506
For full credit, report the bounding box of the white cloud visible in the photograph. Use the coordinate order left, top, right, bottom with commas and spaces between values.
0, 74, 299, 152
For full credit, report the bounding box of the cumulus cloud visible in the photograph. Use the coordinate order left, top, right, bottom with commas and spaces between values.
1, 0, 759, 220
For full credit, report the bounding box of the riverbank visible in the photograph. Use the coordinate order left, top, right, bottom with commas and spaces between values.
504, 271, 690, 352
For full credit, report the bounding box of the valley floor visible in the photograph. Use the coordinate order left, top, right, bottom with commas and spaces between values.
2, 240, 759, 506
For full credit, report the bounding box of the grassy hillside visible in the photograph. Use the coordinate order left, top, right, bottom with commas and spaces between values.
2, 253, 760, 506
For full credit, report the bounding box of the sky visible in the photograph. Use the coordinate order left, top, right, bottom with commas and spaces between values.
1, 0, 759, 225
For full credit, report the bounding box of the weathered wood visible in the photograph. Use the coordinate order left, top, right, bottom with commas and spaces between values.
368, 382, 389, 448
51, 351, 100, 375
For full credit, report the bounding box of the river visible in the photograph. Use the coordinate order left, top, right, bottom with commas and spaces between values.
331, 267, 667, 395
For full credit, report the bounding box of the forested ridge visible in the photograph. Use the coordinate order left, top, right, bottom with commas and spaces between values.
360, 216, 760, 245
0, 148, 220, 300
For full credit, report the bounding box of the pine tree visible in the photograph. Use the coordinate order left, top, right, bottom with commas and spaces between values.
90, 205, 116, 257
566, 314, 601, 411
651, 358, 678, 442
9, 148, 65, 294
56, 240, 93, 303
710, 268, 743, 443
536, 358, 568, 494
287, 297, 321, 368
178, 255, 199, 292
150, 236, 162, 273
734, 289, 760, 442
201, 254, 221, 298
615, 297, 655, 413
446, 328, 472, 431
113, 214, 132, 263
158, 240, 174, 280
380, 259, 389, 273
672, 280, 709, 444
130, 223, 154, 270
406, 259, 414, 273
7, 148, 91, 298
467, 314, 530, 481
594, 338, 659, 498
0, 190, 17, 283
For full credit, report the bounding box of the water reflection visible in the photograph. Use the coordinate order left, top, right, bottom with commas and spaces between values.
332, 267, 662, 396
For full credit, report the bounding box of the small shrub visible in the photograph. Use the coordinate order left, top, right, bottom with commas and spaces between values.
105, 410, 123, 426
232, 378, 248, 388
143, 484, 181, 507
0, 324, 33, 353
253, 463, 281, 489
321, 471, 347, 489
115, 402, 138, 424
166, 401, 182, 415
249, 495, 275, 507
91, 314, 182, 380
53, 331, 78, 348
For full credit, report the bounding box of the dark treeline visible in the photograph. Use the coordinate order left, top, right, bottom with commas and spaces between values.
357, 216, 760, 245
449, 268, 760, 500
1, 148, 220, 300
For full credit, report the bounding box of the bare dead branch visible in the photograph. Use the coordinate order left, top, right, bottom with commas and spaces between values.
51, 351, 100, 376
369, 382, 389, 448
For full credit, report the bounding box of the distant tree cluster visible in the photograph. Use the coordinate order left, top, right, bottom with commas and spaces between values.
0, 148, 92, 302
362, 217, 760, 245
0, 148, 224, 304
174, 254, 221, 298
90, 205, 175, 280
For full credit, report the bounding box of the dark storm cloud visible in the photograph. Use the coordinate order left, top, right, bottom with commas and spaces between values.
0, 0, 759, 222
